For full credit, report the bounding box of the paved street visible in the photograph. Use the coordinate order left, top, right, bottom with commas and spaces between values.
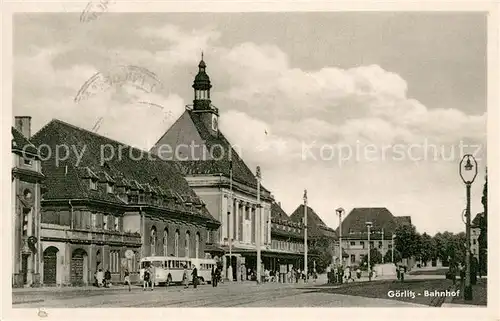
13, 281, 424, 308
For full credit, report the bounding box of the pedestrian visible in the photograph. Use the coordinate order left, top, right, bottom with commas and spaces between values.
211, 265, 216, 287
104, 269, 111, 288
143, 266, 151, 291
192, 265, 199, 289
332, 265, 338, 284
356, 267, 361, 279
124, 268, 131, 292
149, 265, 155, 291
183, 265, 189, 288
96, 269, 104, 288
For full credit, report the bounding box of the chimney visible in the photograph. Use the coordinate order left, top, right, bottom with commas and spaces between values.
278, 202, 281, 207
14, 116, 32, 139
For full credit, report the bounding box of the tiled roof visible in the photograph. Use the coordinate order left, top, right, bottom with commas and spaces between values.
12, 127, 45, 158
394, 216, 412, 226
174, 111, 271, 194
30, 119, 219, 225
271, 201, 290, 220
472, 212, 484, 228
289, 204, 337, 239
338, 207, 410, 238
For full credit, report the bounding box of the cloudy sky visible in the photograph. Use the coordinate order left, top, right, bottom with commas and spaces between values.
13, 12, 487, 235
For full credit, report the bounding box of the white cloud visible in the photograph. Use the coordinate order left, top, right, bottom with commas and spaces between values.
14, 22, 487, 235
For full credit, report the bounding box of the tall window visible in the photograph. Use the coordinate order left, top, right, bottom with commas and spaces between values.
360, 241, 365, 249
150, 226, 157, 256
103, 215, 108, 230
110, 250, 120, 272
91, 213, 97, 228
174, 230, 179, 257
114, 216, 119, 231
163, 228, 168, 256
195, 232, 200, 259
350, 255, 355, 263
185, 231, 191, 258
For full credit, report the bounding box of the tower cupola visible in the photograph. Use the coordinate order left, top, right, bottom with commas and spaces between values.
192, 53, 212, 110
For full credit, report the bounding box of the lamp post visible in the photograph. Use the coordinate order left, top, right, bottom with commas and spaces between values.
381, 228, 385, 264
303, 190, 308, 283
366, 221, 372, 281
336, 208, 345, 267
459, 154, 478, 301
256, 166, 262, 284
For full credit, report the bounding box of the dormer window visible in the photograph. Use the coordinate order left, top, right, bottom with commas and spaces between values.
24, 158, 33, 166
90, 180, 97, 190
139, 193, 145, 204
107, 183, 114, 194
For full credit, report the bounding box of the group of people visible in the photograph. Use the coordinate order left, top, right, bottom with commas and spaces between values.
94, 268, 113, 288
327, 265, 364, 284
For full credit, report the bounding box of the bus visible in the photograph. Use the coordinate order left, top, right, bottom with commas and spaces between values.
140, 256, 216, 286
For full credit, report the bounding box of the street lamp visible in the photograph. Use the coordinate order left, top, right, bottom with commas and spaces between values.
459, 154, 478, 301
366, 221, 373, 281
336, 208, 345, 267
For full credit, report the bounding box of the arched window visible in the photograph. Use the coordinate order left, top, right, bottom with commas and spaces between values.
185, 231, 191, 258
174, 230, 179, 257
163, 228, 168, 256
195, 232, 200, 259
150, 226, 157, 256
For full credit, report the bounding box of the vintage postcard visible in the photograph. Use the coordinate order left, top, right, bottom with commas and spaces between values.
2, 1, 499, 320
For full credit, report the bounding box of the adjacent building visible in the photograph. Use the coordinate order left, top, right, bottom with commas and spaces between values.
30, 119, 219, 286
338, 207, 412, 266
268, 201, 306, 274
11, 117, 46, 287
471, 212, 484, 261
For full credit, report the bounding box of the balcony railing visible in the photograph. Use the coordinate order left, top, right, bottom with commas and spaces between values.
41, 224, 141, 245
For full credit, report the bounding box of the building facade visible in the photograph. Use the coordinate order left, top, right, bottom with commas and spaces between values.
30, 119, 219, 286
338, 207, 412, 267
471, 212, 484, 261
12, 117, 46, 287
150, 58, 310, 280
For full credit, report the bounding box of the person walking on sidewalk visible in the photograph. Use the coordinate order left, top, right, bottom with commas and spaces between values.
124, 268, 131, 292
182, 265, 189, 288
192, 265, 199, 289
143, 267, 151, 291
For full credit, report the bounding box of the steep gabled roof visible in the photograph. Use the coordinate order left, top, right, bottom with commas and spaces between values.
30, 119, 218, 224
472, 212, 485, 228
289, 204, 337, 239
271, 201, 289, 220
339, 207, 410, 238
12, 127, 45, 158
156, 110, 270, 194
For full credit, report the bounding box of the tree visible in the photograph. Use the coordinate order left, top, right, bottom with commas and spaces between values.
394, 224, 420, 259
308, 236, 333, 274
419, 233, 434, 266
479, 170, 487, 275
383, 248, 401, 263
360, 248, 383, 269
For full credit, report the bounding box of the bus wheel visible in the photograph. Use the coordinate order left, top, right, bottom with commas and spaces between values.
166, 275, 172, 286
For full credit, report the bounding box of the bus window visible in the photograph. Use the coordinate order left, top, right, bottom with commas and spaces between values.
152, 261, 162, 268
141, 261, 150, 269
